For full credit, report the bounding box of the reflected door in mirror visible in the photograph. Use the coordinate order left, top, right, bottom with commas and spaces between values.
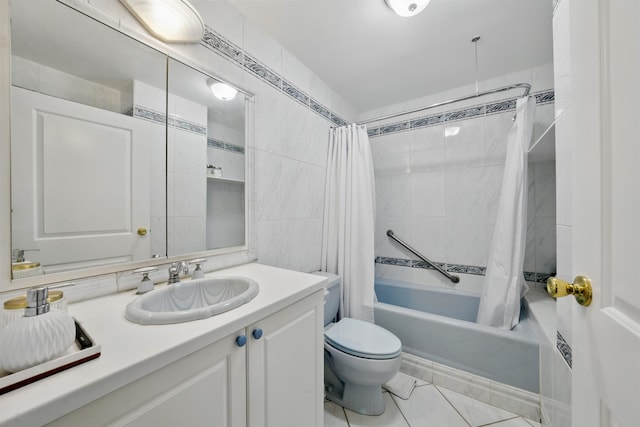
11, 87, 159, 272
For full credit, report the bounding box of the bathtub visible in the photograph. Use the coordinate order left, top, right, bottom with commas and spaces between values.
374, 278, 540, 393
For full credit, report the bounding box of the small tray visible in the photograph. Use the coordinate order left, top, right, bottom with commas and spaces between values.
0, 319, 101, 395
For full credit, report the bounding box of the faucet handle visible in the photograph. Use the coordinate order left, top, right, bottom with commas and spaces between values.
133, 267, 158, 294
190, 258, 207, 279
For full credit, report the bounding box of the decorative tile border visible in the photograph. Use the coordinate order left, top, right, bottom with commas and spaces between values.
556, 331, 572, 369
201, 29, 243, 66
207, 138, 245, 154
198, 26, 556, 134
400, 353, 541, 422
200, 26, 349, 127
486, 99, 517, 114
244, 54, 282, 90
534, 90, 555, 105
445, 105, 485, 121
376, 256, 411, 267
168, 115, 206, 136
368, 89, 555, 138
375, 256, 553, 283
132, 105, 165, 125
131, 105, 208, 136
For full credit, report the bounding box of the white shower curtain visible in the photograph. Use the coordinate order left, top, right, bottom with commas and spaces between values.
477, 97, 536, 329
321, 124, 376, 322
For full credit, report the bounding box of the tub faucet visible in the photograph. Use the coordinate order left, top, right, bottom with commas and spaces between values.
168, 261, 190, 284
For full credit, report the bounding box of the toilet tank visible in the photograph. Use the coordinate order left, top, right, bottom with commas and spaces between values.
311, 271, 341, 326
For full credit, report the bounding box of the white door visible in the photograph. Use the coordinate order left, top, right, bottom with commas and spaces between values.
11, 87, 158, 270
570, 1, 640, 426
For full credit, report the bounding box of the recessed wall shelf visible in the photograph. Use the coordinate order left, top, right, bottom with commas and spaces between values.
207, 176, 244, 184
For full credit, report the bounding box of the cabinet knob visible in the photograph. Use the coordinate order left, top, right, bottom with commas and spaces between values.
252, 328, 263, 340
236, 335, 247, 347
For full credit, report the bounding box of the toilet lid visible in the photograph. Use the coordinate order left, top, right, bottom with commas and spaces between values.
325, 318, 402, 360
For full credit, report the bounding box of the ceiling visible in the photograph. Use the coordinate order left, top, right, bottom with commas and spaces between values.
225, 0, 554, 113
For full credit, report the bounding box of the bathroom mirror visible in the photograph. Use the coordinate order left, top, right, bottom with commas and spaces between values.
7, 0, 249, 282
9, 0, 168, 278
166, 59, 246, 256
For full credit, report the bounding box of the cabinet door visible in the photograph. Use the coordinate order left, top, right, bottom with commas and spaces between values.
247, 291, 324, 427
47, 332, 246, 427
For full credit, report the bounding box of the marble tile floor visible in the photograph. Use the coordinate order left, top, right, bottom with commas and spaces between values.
324, 375, 542, 427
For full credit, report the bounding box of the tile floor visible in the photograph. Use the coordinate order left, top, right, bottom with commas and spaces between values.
324, 374, 542, 427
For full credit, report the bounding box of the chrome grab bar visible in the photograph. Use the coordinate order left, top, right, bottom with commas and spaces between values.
386, 230, 460, 284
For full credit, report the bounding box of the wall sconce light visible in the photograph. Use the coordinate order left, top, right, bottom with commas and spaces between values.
120, 0, 205, 43
384, 0, 431, 17
207, 79, 238, 101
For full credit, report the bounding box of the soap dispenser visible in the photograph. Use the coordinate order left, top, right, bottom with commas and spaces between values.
0, 286, 75, 372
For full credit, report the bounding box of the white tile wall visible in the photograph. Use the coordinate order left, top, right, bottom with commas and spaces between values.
133, 80, 165, 114
171, 93, 207, 125
131, 81, 167, 257
539, 337, 571, 427
164, 94, 207, 256
12, 56, 124, 113
208, 121, 244, 147
543, 2, 573, 426
254, 149, 325, 222
206, 179, 245, 249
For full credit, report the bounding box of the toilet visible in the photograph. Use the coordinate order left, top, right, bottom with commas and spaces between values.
313, 271, 402, 416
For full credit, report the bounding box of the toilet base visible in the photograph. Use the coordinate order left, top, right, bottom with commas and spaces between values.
323, 342, 400, 416
326, 382, 386, 416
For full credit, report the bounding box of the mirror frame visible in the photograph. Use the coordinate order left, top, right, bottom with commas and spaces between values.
0, 0, 255, 293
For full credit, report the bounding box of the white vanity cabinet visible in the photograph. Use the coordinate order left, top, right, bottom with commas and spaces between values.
45, 291, 323, 427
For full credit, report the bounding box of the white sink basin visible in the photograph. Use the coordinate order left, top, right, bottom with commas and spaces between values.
125, 276, 259, 325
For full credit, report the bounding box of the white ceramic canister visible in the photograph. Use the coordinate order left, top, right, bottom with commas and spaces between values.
0, 290, 67, 330
0, 288, 75, 372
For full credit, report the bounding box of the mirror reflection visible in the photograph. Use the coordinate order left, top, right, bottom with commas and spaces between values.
166, 59, 246, 256
10, 0, 167, 278
9, 0, 247, 281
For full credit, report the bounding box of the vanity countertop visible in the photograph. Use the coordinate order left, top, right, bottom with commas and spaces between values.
0, 263, 326, 427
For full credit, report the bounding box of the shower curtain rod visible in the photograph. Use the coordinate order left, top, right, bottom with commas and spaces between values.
355, 82, 531, 127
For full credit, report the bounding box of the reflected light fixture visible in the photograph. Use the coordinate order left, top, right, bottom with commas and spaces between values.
120, 0, 205, 43
444, 126, 460, 137
384, 0, 431, 17
207, 79, 238, 101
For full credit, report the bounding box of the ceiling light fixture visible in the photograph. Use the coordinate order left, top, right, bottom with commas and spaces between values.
384, 0, 431, 17
207, 79, 238, 101
120, 0, 205, 43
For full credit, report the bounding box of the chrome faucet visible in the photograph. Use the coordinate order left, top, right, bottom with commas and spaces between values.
168, 261, 190, 284
12, 248, 39, 263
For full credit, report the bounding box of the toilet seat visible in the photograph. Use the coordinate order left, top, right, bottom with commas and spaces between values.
325, 318, 402, 360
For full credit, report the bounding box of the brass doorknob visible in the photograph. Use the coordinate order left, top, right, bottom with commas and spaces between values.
137, 227, 148, 236
546, 276, 593, 306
